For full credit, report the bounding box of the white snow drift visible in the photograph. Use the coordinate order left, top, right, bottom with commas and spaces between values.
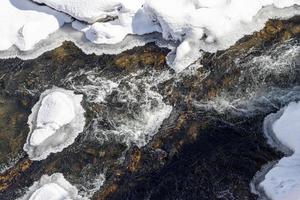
1, 0, 300, 71
260, 101, 300, 200
32, 0, 143, 23
140, 0, 300, 71
70, 0, 158, 45
0, 0, 70, 51
17, 173, 84, 200
24, 87, 85, 161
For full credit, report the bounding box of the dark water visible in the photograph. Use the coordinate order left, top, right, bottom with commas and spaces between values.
100, 38, 300, 200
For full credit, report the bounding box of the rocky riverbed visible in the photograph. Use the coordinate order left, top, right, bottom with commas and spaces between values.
0, 16, 299, 200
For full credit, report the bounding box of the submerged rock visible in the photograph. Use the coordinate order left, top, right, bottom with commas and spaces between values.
24, 87, 85, 160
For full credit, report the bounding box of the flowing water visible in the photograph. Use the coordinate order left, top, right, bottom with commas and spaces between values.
0, 23, 299, 200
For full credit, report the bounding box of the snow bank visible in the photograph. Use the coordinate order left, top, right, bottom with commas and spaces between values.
0, 25, 168, 62
17, 173, 84, 200
260, 102, 300, 200
70, 0, 159, 45
32, 0, 143, 23
0, 0, 70, 51
28, 0, 300, 71
140, 0, 300, 71
2, 0, 300, 72
24, 87, 85, 161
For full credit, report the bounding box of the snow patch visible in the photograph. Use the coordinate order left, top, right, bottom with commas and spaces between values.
0, 25, 171, 63
24, 87, 85, 161
70, 0, 159, 45
17, 173, 85, 200
259, 102, 300, 200
140, 0, 300, 71
32, 0, 143, 24
1, 0, 300, 72
0, 0, 70, 51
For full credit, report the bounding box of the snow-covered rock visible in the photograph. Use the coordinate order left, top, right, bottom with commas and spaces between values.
24, 87, 85, 161
30, 0, 300, 72
32, 0, 143, 23
17, 173, 84, 200
140, 0, 300, 71
70, 0, 159, 45
0, 0, 70, 51
2, 0, 300, 72
260, 101, 300, 200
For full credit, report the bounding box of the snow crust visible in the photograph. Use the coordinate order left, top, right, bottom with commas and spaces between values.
70, 0, 159, 45
260, 102, 300, 200
24, 87, 85, 161
1, 0, 300, 72
17, 173, 84, 200
0, 0, 70, 51
32, 0, 142, 23
140, 0, 300, 71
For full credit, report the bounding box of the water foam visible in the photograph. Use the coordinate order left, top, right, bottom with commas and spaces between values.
65, 68, 173, 147
193, 39, 300, 115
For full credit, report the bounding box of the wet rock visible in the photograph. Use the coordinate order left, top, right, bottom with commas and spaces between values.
114, 45, 168, 71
